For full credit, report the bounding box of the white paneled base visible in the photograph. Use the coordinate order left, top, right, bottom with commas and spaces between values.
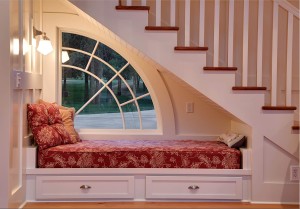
27, 169, 251, 202
146, 176, 243, 200
36, 176, 134, 199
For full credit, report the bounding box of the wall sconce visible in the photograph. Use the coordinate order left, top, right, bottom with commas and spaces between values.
62, 51, 70, 63
33, 26, 53, 55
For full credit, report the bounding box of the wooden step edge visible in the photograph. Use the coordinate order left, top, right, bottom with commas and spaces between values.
116, 6, 150, 10
145, 26, 179, 31
203, 67, 238, 71
232, 86, 267, 91
174, 46, 208, 51
292, 126, 300, 130
262, 106, 297, 111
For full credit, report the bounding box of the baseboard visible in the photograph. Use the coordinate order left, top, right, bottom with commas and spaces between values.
19, 201, 27, 209
251, 201, 299, 205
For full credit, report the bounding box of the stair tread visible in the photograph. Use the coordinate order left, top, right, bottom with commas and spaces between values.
204, 67, 238, 71
116, 6, 150, 10
145, 26, 179, 31
262, 106, 297, 110
232, 86, 267, 90
292, 125, 300, 130
175, 46, 208, 51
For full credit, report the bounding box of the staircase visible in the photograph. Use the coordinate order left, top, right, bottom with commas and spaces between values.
69, 0, 299, 154
116, 0, 300, 123
63, 0, 300, 202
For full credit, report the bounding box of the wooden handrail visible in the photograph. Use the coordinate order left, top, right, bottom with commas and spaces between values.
275, 0, 299, 18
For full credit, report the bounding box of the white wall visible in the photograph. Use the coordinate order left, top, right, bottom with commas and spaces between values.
0, 0, 11, 207
0, 0, 41, 207
161, 71, 238, 136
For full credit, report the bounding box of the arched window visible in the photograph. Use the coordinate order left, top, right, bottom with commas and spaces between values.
61, 32, 157, 130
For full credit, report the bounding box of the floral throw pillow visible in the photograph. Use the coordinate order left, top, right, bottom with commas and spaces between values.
51, 123, 75, 145
27, 103, 73, 150
31, 124, 63, 150
27, 103, 48, 128
45, 103, 62, 124
38, 99, 81, 142
59, 108, 81, 143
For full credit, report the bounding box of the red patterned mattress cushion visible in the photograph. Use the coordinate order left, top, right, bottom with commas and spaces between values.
38, 140, 241, 169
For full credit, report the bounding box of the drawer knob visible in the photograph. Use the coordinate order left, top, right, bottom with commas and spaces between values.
80, 185, 91, 190
188, 185, 199, 190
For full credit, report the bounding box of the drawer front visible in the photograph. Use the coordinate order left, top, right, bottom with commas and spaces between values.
146, 176, 242, 200
36, 176, 134, 199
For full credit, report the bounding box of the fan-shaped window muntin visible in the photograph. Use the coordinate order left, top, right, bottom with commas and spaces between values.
61, 32, 156, 130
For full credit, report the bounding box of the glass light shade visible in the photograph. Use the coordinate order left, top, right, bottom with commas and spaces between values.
62, 51, 70, 63
37, 39, 53, 55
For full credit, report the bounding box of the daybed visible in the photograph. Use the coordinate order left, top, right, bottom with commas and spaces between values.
26, 102, 251, 201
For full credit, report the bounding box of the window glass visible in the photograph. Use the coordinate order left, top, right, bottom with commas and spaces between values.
110, 76, 133, 104
88, 58, 115, 82
62, 33, 96, 53
122, 102, 140, 129
62, 68, 93, 111
121, 65, 149, 97
138, 96, 157, 129
75, 89, 123, 129
94, 43, 127, 71
64, 51, 90, 69
61, 32, 157, 130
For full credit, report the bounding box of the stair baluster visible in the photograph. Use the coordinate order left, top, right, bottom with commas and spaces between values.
116, 0, 299, 130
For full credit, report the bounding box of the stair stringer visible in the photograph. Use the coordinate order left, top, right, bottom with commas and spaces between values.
69, 0, 298, 160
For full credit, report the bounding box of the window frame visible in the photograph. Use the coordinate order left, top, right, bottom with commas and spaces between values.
57, 29, 160, 134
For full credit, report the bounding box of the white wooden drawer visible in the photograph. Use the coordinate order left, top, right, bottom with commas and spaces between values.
36, 176, 134, 199
146, 176, 242, 200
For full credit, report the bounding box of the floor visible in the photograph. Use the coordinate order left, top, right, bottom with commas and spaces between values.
24, 202, 299, 209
